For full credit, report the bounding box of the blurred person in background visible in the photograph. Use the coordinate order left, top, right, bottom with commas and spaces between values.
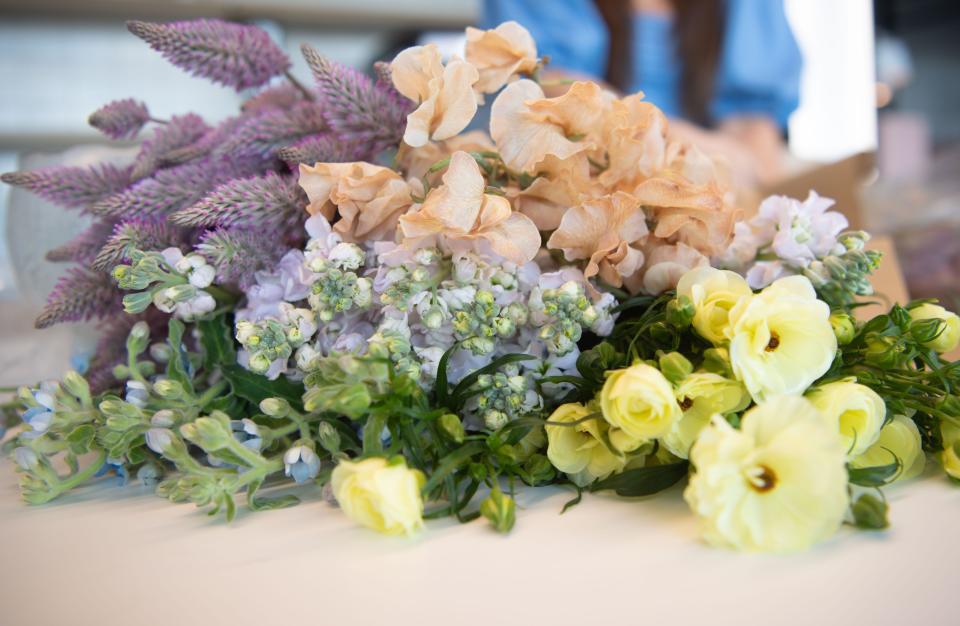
481, 0, 802, 188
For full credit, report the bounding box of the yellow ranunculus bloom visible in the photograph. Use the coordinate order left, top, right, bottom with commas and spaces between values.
545, 402, 627, 487
662, 372, 750, 459
684, 396, 849, 552
909, 302, 960, 354
727, 276, 837, 403
676, 266, 753, 345
807, 379, 886, 458
331, 457, 426, 536
600, 363, 682, 441
851, 415, 925, 481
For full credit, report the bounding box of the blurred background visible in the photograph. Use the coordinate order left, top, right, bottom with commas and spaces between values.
0, 0, 958, 379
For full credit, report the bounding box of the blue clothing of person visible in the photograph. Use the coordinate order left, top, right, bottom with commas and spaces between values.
481, 0, 802, 128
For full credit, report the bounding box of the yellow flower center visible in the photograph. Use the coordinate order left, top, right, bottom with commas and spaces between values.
746, 465, 777, 493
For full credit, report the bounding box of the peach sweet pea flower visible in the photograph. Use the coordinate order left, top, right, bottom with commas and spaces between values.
546, 191, 648, 288
636, 240, 710, 294
391, 44, 480, 148
599, 93, 669, 189
399, 151, 541, 264
490, 79, 609, 174
298, 162, 412, 242
465, 21, 538, 94
399, 130, 496, 183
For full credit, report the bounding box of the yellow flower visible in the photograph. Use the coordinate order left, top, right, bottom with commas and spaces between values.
806, 379, 886, 459
600, 363, 681, 441
851, 415, 925, 481
684, 396, 849, 552
398, 151, 541, 264
676, 266, 753, 345
390, 44, 480, 147
727, 276, 837, 403
464, 21, 538, 94
545, 403, 627, 487
331, 457, 426, 536
662, 372, 749, 459
909, 302, 960, 354
940, 422, 960, 480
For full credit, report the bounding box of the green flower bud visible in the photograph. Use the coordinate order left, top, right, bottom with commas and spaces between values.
99, 399, 143, 419
864, 335, 905, 369
438, 413, 465, 443
523, 453, 555, 485
62, 370, 91, 405
468, 463, 488, 483
259, 397, 291, 418
851, 492, 889, 530
495, 443, 520, 465
658, 351, 693, 385
153, 379, 186, 400
484, 409, 510, 431
122, 291, 154, 315
829, 311, 857, 345
480, 487, 516, 533
317, 421, 341, 454
180, 416, 232, 452
909, 317, 945, 345
666, 295, 696, 328
701, 348, 733, 376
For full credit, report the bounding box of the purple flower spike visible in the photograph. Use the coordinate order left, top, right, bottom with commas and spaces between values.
46, 220, 118, 264
131, 113, 210, 180
198, 227, 286, 288
88, 98, 151, 140
127, 19, 291, 91
276, 134, 370, 167
216, 102, 328, 160
92, 217, 184, 271
35, 267, 122, 329
171, 171, 306, 231
1, 163, 132, 211
300, 44, 411, 153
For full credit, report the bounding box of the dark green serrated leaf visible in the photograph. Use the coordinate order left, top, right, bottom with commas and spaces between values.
590, 461, 689, 497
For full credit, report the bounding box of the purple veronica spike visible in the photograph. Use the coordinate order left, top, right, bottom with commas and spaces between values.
1, 163, 132, 211
131, 113, 210, 180
171, 171, 306, 231
300, 45, 411, 152
46, 220, 118, 264
276, 134, 370, 167
127, 19, 291, 91
197, 227, 287, 288
215, 102, 327, 160
92, 217, 184, 271
88, 99, 152, 140
35, 267, 122, 329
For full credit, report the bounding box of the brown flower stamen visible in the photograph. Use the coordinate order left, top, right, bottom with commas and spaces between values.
679, 397, 694, 411
749, 465, 777, 492
765, 332, 780, 352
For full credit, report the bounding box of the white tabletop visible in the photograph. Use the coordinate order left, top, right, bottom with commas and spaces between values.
1, 459, 956, 626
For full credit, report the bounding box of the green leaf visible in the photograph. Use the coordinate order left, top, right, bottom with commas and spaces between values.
848, 457, 901, 487
197, 315, 236, 372
434, 344, 456, 407
246, 479, 301, 512
165, 318, 194, 394
221, 363, 305, 410
362, 413, 388, 455
590, 462, 689, 497
421, 441, 485, 496
561, 486, 583, 514
66, 424, 96, 454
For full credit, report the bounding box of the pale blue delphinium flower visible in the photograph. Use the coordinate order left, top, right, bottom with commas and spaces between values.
20, 382, 58, 439
283, 445, 320, 483
125, 380, 150, 409
232, 418, 263, 451
14, 446, 39, 470
95, 456, 129, 483
145, 427, 176, 455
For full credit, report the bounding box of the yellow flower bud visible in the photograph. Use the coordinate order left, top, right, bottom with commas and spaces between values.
600, 363, 681, 441
851, 415, 925, 481
545, 403, 626, 487
909, 302, 960, 354
331, 457, 425, 536
676, 267, 753, 345
806, 380, 886, 458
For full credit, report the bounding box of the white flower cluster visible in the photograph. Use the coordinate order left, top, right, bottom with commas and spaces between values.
719, 191, 848, 289
153, 248, 217, 320
235, 215, 618, 420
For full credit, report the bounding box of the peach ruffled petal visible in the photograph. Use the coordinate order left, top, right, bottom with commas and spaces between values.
465, 21, 538, 94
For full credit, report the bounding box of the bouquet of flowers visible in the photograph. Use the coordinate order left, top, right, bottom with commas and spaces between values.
4, 19, 959, 552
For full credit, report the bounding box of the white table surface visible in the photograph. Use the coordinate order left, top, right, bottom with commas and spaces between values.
0, 459, 957, 626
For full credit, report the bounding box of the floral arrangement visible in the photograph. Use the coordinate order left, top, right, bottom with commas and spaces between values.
3, 19, 960, 552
